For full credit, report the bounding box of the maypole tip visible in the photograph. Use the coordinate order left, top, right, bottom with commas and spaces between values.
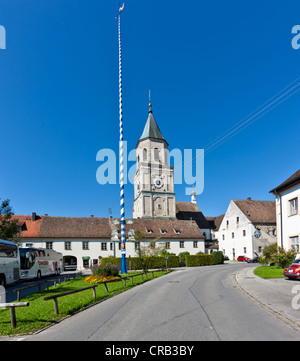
115, 3, 125, 19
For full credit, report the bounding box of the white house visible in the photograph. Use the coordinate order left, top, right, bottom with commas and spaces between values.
270, 169, 300, 253
217, 198, 276, 260
15, 214, 205, 270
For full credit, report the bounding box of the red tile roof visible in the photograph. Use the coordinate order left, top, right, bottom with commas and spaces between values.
233, 200, 276, 224
12, 215, 204, 240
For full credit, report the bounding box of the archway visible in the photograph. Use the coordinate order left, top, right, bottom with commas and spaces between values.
63, 256, 77, 271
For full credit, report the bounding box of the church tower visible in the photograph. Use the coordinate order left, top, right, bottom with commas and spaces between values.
132, 99, 176, 219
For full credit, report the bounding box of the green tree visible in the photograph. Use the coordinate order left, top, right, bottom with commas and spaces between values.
259, 243, 278, 265
134, 231, 162, 271
0, 199, 20, 244
259, 243, 297, 268
272, 247, 297, 268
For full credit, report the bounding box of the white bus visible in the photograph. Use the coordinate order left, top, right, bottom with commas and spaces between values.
20, 247, 63, 280
0, 239, 20, 286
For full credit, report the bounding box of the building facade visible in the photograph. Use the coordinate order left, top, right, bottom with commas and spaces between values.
217, 198, 276, 260
270, 169, 300, 253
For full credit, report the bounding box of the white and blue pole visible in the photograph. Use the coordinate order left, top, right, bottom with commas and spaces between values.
117, 4, 127, 274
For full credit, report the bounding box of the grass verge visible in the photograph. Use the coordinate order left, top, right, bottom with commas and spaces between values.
0, 270, 170, 336
253, 266, 285, 279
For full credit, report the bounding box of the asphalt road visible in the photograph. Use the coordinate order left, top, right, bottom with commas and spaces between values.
23, 263, 300, 341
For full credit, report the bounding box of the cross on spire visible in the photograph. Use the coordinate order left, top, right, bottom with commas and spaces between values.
149, 89, 152, 113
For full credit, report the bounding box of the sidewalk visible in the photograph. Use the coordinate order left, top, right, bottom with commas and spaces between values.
235, 265, 300, 332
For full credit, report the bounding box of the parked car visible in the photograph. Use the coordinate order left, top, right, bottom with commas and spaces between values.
247, 256, 259, 263
283, 259, 300, 280
237, 255, 250, 262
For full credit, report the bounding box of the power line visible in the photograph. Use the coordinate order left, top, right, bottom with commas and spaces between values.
172, 77, 300, 178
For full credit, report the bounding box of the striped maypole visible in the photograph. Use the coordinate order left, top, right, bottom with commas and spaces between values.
117, 3, 127, 274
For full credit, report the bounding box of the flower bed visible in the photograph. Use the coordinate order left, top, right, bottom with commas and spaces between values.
85, 262, 121, 284
85, 274, 121, 284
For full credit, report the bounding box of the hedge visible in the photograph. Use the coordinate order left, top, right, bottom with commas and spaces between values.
101, 255, 180, 270
185, 251, 224, 267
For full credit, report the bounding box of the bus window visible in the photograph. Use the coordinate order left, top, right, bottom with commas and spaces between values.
38, 250, 45, 257
20, 249, 36, 269
0, 244, 17, 258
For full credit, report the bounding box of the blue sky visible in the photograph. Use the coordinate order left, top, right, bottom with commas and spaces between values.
0, 0, 299, 219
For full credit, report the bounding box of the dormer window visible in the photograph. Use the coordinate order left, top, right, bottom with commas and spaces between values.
160, 229, 167, 234
174, 229, 181, 234
146, 228, 153, 234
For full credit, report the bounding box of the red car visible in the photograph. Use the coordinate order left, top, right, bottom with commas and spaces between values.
237, 255, 250, 262
283, 260, 300, 279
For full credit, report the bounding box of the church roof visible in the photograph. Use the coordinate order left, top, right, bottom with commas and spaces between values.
139, 111, 166, 143
205, 215, 225, 231
176, 202, 211, 229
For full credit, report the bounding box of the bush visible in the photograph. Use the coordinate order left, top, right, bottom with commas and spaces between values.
185, 253, 224, 267
259, 244, 297, 268
211, 251, 224, 265
92, 262, 120, 277
260, 243, 278, 265
272, 247, 297, 268
178, 252, 190, 266
101, 256, 180, 270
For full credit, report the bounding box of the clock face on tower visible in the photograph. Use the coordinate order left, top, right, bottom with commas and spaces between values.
153, 177, 164, 189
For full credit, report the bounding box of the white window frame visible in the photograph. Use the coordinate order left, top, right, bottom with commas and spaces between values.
289, 197, 298, 216
82, 241, 89, 250
290, 236, 299, 252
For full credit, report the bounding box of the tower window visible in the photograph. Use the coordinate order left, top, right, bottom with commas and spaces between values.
154, 148, 159, 161
143, 148, 147, 161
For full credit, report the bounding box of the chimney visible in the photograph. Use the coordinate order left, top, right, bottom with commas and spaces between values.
32, 212, 36, 221
90, 215, 94, 218
247, 197, 252, 201
191, 191, 197, 204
